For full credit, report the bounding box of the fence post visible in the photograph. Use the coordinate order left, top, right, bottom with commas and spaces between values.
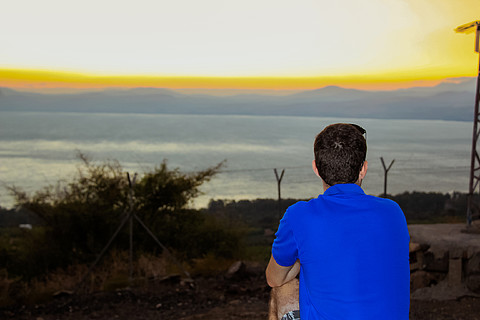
380, 157, 395, 197
274, 168, 285, 220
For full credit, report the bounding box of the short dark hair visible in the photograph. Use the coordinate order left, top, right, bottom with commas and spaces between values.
313, 123, 367, 186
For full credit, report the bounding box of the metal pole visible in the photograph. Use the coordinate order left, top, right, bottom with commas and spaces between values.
133, 213, 191, 279
75, 212, 131, 293
129, 213, 133, 281
274, 168, 285, 220
467, 48, 480, 226
384, 171, 387, 197
380, 157, 395, 197
127, 172, 137, 282
75, 171, 194, 293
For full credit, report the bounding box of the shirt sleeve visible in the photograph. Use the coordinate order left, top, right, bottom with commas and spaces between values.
272, 209, 298, 267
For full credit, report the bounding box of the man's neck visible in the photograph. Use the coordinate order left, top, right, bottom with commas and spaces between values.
322, 180, 362, 192
322, 181, 330, 192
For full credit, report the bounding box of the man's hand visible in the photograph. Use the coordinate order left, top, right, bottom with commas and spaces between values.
266, 255, 300, 287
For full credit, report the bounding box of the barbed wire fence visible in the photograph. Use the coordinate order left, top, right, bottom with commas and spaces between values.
0, 161, 472, 210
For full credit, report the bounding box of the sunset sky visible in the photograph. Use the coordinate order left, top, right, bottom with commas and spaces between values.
1, 0, 479, 90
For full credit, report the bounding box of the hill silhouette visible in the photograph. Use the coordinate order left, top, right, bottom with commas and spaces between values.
0, 77, 475, 121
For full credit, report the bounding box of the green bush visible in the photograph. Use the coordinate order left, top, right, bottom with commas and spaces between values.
4, 154, 238, 279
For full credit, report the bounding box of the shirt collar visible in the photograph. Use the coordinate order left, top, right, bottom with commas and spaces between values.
322, 183, 365, 196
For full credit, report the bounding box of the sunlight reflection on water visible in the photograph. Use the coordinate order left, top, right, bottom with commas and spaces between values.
0, 112, 472, 208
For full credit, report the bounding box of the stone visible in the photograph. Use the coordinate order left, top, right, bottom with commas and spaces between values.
52, 290, 73, 298
410, 250, 425, 271
467, 252, 480, 275
226, 261, 246, 278
409, 242, 429, 253
423, 250, 449, 273
466, 274, 480, 293
411, 279, 480, 301
449, 246, 466, 259
409, 242, 422, 253
410, 271, 445, 292
180, 277, 195, 288
264, 228, 275, 237
158, 274, 181, 284
448, 258, 463, 285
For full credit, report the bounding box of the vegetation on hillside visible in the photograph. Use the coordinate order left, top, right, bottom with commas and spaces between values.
1, 155, 241, 282
0, 156, 472, 305
205, 191, 468, 229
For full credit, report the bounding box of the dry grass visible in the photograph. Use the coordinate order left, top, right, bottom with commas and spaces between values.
190, 253, 236, 277
0, 269, 19, 306
1, 250, 243, 307
0, 251, 174, 306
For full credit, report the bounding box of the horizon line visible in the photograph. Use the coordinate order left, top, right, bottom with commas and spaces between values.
0, 67, 475, 91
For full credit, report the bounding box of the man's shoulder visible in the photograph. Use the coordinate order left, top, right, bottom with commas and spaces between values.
285, 193, 403, 217
363, 194, 402, 210
284, 198, 318, 216
288, 198, 316, 209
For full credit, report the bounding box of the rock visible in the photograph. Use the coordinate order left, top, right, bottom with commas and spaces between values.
423, 249, 449, 273
180, 277, 195, 288
226, 261, 247, 279
448, 258, 463, 285
410, 242, 421, 253
450, 246, 467, 259
411, 279, 480, 301
467, 252, 480, 274
466, 274, 480, 293
411, 271, 444, 292
52, 290, 73, 298
158, 274, 181, 284
410, 250, 425, 271
409, 242, 429, 253
264, 228, 275, 237
228, 299, 241, 305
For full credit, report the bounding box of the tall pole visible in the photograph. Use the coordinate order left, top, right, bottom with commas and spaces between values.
457, 21, 480, 227
75, 172, 192, 293
274, 168, 285, 221
467, 44, 480, 226
380, 157, 394, 197
127, 172, 137, 282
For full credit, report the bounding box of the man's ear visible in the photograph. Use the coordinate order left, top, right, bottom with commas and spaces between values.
312, 160, 320, 177
359, 161, 368, 181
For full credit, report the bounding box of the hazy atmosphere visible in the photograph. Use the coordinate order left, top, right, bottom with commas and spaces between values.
1, 0, 480, 89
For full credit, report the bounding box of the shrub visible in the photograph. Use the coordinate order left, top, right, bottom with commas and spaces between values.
5, 154, 237, 280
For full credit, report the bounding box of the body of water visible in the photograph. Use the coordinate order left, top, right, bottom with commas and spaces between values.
0, 111, 473, 208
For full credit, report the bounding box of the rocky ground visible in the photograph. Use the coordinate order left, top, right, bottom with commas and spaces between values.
3, 224, 480, 319
2, 266, 480, 320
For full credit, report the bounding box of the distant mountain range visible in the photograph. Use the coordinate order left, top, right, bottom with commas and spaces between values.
0, 77, 477, 121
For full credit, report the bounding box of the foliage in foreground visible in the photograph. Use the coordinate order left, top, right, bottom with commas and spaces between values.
3, 155, 242, 280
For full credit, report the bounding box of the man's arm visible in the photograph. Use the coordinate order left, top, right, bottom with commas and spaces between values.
266, 255, 300, 287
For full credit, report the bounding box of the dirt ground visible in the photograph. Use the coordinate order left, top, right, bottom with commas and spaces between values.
2, 267, 480, 320
3, 224, 480, 319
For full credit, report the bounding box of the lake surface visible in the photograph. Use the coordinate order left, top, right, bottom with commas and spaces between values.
0, 111, 472, 208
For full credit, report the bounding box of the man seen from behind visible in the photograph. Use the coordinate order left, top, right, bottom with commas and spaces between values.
266, 123, 410, 320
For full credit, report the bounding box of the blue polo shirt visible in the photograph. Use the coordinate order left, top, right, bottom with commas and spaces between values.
272, 184, 410, 320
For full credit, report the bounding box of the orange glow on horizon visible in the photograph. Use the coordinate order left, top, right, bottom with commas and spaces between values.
0, 68, 476, 92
